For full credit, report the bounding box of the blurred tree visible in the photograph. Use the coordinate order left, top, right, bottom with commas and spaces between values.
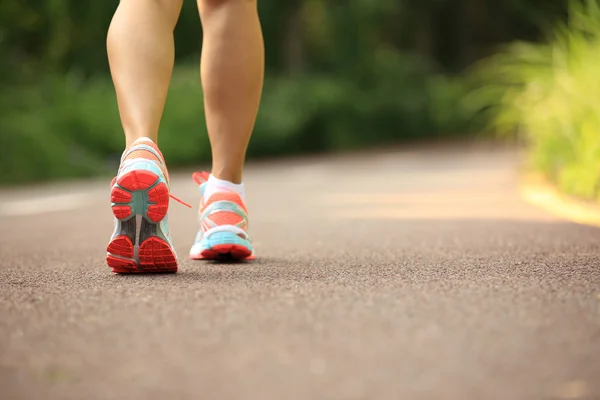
0, 0, 570, 81
0, 0, 575, 184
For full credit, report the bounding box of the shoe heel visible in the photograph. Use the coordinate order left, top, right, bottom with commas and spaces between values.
110, 161, 169, 223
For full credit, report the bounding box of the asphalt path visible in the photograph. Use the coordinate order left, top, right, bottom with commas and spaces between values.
1, 142, 599, 400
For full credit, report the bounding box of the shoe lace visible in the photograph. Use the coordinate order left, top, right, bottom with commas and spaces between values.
170, 193, 192, 208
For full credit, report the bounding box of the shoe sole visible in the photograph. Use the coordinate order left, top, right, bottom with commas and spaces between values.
106, 162, 177, 274
190, 231, 254, 261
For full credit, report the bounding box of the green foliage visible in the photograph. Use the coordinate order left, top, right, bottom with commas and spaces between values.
0, 68, 207, 183
468, 0, 600, 200
0, 60, 477, 184
0, 0, 570, 184
1, 0, 569, 79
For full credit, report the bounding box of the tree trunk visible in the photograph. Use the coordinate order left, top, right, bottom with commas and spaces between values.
284, 0, 305, 75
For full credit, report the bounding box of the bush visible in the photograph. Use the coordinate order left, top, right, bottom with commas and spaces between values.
0, 68, 207, 184
0, 54, 476, 185
467, 0, 600, 201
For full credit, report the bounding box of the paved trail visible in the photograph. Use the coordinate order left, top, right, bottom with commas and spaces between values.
1, 143, 599, 400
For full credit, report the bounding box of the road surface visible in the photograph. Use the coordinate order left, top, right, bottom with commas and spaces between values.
1, 142, 599, 400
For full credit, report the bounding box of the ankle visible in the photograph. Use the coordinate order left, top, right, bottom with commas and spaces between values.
204, 174, 245, 202
125, 131, 159, 148
210, 168, 243, 184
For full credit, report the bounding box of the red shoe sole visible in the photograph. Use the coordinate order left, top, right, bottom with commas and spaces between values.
107, 165, 177, 273
138, 237, 178, 272
107, 236, 177, 274
110, 169, 169, 223
198, 244, 254, 261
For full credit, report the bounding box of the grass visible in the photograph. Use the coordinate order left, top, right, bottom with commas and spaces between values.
468, 0, 600, 201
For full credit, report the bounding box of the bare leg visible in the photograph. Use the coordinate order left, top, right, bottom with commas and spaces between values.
107, 0, 183, 147
198, 0, 265, 183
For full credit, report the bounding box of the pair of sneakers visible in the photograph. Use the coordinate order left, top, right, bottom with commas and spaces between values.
106, 138, 253, 273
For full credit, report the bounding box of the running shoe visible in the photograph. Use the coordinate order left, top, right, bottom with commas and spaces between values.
106, 138, 190, 273
188, 171, 254, 260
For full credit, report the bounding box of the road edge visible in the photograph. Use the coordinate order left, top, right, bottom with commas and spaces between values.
519, 174, 600, 228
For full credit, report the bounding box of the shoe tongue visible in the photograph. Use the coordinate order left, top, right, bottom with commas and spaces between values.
192, 171, 211, 200
199, 182, 208, 198
192, 171, 210, 185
